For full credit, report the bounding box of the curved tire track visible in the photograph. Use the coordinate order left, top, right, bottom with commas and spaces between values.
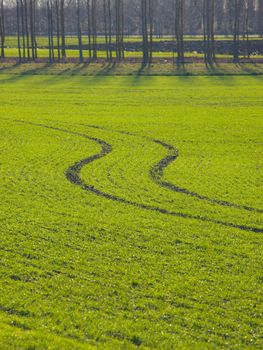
16, 120, 263, 233
82, 123, 263, 214
150, 140, 263, 214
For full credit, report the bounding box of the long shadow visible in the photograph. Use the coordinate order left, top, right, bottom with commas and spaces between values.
74, 62, 92, 75
83, 62, 119, 85
0, 62, 21, 74
95, 61, 117, 76
0, 63, 52, 83
57, 62, 92, 76
130, 62, 154, 85
239, 63, 263, 78
15, 119, 263, 234
172, 62, 190, 76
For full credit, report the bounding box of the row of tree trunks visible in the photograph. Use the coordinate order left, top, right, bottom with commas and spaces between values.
46, 0, 66, 62
203, 0, 215, 64
12, 0, 262, 64
141, 0, 153, 64
16, 0, 37, 61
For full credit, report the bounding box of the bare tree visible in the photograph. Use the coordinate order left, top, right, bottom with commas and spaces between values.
1, 0, 263, 64
0, 0, 5, 58
60, 0, 66, 59
259, 0, 263, 37
29, 0, 37, 59
91, 0, 97, 59
203, 0, 215, 64
115, 0, 124, 60
16, 0, 22, 61
86, 0, 92, 59
20, 0, 26, 60
55, 0, 61, 60
233, 0, 244, 62
77, 0, 83, 62
148, 0, 153, 63
141, 0, 148, 63
103, 0, 109, 60
108, 0, 113, 60
175, 0, 185, 64
24, 0, 31, 59
47, 0, 55, 62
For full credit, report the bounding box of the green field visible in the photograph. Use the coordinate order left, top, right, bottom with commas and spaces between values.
5, 48, 263, 61
0, 69, 262, 349
3, 35, 263, 61
4, 48, 210, 59
5, 34, 263, 48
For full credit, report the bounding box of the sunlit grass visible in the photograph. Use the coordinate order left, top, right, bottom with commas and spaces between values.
0, 71, 262, 349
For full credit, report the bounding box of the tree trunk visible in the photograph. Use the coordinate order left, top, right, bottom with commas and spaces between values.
47, 0, 55, 62
0, 0, 5, 59
77, 0, 83, 62
103, 0, 109, 60
203, 0, 215, 64
175, 0, 185, 64
29, 0, 35, 59
259, 0, 263, 37
91, 0, 97, 60
60, 0, 66, 60
141, 0, 148, 64
108, 0, 112, 61
55, 0, 61, 60
233, 0, 242, 62
148, 0, 153, 64
24, 0, 31, 59
87, 0, 92, 59
16, 0, 22, 62
115, 0, 120, 60
20, 0, 26, 60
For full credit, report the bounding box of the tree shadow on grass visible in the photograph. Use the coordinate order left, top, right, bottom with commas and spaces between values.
0, 63, 52, 83
238, 63, 263, 78
95, 61, 117, 76
1, 59, 262, 86
56, 62, 92, 76
82, 62, 119, 85
130, 63, 155, 85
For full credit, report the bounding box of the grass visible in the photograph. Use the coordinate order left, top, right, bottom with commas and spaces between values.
4, 34, 263, 48
3, 34, 263, 61
0, 69, 262, 349
0, 47, 220, 59
3, 47, 263, 61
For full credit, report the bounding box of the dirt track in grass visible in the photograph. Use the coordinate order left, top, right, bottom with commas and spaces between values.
82, 123, 263, 214
15, 119, 263, 233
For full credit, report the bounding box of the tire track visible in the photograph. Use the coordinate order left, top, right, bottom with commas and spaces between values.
82, 123, 263, 214
15, 120, 263, 233
150, 140, 263, 214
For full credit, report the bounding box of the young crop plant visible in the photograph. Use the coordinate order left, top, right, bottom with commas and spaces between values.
0, 71, 262, 350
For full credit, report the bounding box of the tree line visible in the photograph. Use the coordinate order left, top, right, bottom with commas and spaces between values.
0, 0, 262, 63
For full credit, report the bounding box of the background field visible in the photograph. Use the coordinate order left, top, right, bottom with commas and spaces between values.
3, 35, 263, 61
5, 35, 262, 47
0, 70, 262, 349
